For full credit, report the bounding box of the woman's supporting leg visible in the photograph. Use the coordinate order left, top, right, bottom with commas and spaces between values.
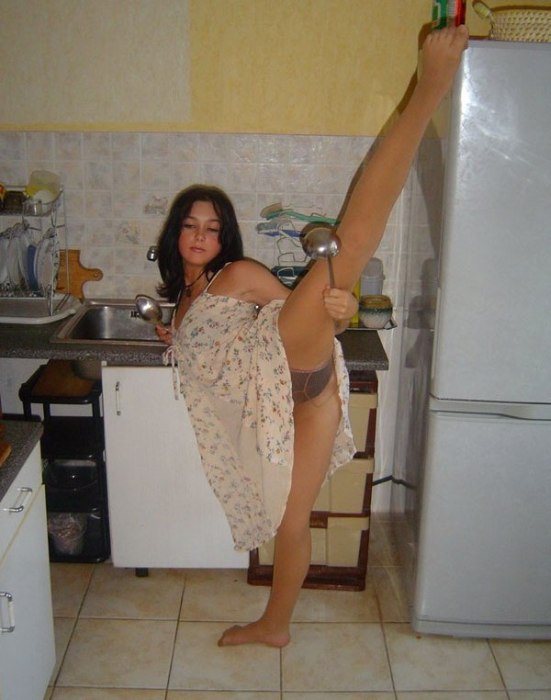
278, 26, 468, 371
218, 374, 341, 647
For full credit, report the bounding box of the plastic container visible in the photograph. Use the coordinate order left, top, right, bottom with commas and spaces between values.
47, 512, 88, 555
360, 258, 384, 296
359, 294, 393, 329
25, 170, 60, 202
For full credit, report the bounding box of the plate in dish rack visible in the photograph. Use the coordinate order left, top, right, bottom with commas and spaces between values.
35, 231, 59, 290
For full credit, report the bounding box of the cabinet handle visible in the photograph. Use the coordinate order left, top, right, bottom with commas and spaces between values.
115, 380, 122, 416
2, 486, 33, 513
0, 592, 15, 633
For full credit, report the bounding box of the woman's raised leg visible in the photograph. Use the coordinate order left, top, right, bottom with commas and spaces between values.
279, 26, 468, 371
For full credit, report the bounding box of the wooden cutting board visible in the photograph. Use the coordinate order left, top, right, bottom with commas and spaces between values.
56, 249, 103, 300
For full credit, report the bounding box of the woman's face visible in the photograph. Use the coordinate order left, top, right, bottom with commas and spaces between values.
178, 200, 222, 269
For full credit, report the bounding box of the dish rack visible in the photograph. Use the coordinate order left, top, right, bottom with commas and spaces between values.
0, 187, 71, 318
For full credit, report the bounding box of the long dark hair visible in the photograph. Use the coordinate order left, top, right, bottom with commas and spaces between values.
156, 184, 244, 302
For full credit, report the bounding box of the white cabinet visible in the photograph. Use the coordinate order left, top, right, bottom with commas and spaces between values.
102, 366, 247, 568
0, 442, 55, 700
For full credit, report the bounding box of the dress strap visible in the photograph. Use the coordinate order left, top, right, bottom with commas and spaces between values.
204, 262, 231, 292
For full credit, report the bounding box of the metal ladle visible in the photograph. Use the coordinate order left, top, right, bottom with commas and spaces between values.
301, 225, 341, 287
135, 294, 163, 324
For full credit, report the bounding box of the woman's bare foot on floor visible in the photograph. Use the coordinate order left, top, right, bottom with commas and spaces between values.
217, 622, 290, 648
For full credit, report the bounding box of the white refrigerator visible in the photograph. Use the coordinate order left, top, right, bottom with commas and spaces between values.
411, 39, 551, 638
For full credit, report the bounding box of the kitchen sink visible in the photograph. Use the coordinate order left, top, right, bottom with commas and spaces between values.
51, 298, 174, 346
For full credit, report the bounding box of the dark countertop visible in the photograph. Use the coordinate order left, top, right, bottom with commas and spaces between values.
0, 318, 389, 371
0, 420, 43, 502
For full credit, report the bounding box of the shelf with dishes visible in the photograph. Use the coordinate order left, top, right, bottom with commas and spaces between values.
0, 186, 78, 322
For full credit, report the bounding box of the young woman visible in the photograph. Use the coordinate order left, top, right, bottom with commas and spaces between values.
156, 25, 469, 648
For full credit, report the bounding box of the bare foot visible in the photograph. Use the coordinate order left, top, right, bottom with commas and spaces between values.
217, 622, 290, 648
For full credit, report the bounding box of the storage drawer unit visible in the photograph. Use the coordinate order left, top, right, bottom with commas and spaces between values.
248, 369, 377, 591
19, 360, 110, 562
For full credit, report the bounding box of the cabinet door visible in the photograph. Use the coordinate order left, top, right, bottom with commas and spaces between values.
0, 485, 55, 700
102, 366, 247, 568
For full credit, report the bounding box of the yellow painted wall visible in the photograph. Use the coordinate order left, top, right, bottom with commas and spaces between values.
1, 0, 550, 135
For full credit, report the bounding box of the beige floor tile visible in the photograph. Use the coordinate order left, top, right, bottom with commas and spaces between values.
51, 617, 77, 684
51, 690, 165, 699
168, 621, 280, 691
57, 618, 176, 688
370, 566, 411, 622
282, 622, 393, 692
292, 579, 380, 622
168, 692, 280, 699
50, 563, 95, 617
385, 623, 504, 691
491, 640, 551, 690
80, 563, 185, 619
179, 569, 269, 622
396, 692, 508, 700
509, 693, 551, 700
282, 693, 396, 699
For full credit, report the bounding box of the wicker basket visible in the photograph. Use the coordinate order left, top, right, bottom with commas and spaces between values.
473, 2, 551, 42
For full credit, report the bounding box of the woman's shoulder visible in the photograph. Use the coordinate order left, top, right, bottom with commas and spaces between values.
219, 258, 272, 283
212, 258, 289, 304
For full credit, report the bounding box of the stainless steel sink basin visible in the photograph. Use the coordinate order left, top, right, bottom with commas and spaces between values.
51, 298, 174, 346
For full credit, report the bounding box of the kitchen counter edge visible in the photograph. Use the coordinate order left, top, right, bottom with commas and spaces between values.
0, 319, 389, 371
0, 420, 43, 502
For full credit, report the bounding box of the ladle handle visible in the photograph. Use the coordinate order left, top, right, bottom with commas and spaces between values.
327, 257, 335, 288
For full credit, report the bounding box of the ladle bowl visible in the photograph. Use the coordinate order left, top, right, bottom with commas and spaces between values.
135, 294, 163, 324
301, 225, 341, 287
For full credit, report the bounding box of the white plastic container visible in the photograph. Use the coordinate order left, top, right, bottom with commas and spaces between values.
360, 257, 384, 296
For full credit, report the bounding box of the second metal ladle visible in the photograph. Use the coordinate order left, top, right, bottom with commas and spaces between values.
301, 225, 341, 287
135, 294, 163, 324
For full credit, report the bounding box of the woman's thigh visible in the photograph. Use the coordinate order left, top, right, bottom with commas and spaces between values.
282, 375, 341, 526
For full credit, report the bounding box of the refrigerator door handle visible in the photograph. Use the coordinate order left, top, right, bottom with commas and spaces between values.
429, 397, 551, 421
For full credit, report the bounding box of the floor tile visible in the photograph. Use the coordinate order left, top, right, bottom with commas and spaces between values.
509, 693, 551, 700
491, 640, 551, 690
80, 563, 185, 619
369, 566, 411, 622
385, 623, 504, 691
282, 622, 393, 692
179, 569, 269, 622
51, 690, 165, 699
50, 563, 95, 617
282, 693, 396, 699
169, 621, 280, 691
396, 693, 508, 700
57, 618, 176, 688
168, 692, 280, 699
51, 617, 77, 684
292, 579, 380, 622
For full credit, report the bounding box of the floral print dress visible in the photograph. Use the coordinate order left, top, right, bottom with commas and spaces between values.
168, 285, 356, 552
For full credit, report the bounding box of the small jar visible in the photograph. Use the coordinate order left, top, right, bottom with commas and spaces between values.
359, 294, 393, 329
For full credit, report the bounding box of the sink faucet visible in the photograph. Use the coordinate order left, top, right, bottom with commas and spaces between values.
146, 246, 158, 262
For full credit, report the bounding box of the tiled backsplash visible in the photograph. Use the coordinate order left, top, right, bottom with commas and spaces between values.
0, 130, 430, 301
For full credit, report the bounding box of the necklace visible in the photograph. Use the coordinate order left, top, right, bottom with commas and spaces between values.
183, 269, 207, 297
